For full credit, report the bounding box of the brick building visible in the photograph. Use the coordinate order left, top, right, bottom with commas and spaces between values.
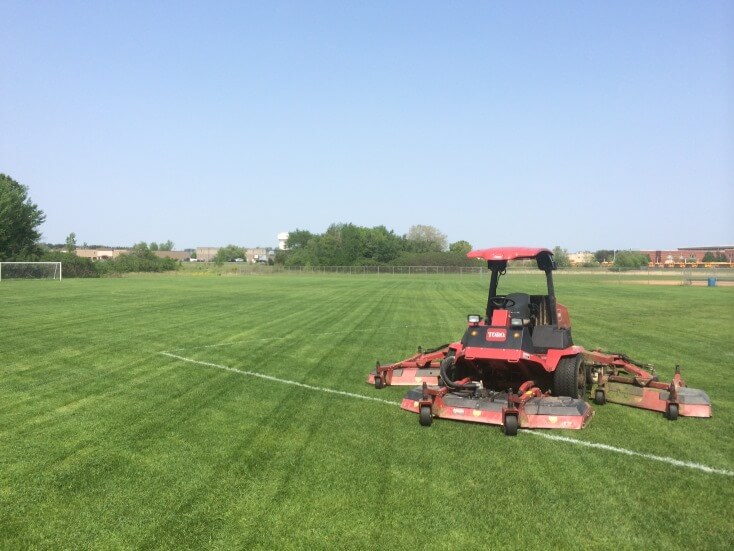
643, 246, 734, 265
196, 247, 219, 262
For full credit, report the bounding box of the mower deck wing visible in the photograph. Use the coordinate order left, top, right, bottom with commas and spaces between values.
585, 350, 712, 419
367, 345, 450, 387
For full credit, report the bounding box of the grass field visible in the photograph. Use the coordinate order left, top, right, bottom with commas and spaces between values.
2, 273, 733, 549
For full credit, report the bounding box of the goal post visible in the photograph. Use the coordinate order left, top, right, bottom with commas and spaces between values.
0, 262, 62, 281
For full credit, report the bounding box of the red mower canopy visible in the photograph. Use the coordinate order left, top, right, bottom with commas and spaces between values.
467, 247, 552, 262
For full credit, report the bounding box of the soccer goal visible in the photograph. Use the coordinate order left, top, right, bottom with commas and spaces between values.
0, 262, 62, 281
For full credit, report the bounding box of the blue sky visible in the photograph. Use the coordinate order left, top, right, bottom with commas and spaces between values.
1, 1, 732, 251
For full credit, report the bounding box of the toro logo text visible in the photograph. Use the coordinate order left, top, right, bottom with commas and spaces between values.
486, 329, 507, 342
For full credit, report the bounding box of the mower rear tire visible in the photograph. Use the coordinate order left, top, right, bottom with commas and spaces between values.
594, 390, 606, 405
419, 406, 432, 427
666, 403, 679, 421
374, 375, 385, 389
554, 355, 586, 399
503, 415, 518, 436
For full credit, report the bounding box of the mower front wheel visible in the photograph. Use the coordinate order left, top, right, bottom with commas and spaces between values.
419, 406, 433, 427
374, 375, 385, 389
594, 390, 606, 405
503, 415, 518, 436
554, 355, 586, 399
666, 403, 679, 421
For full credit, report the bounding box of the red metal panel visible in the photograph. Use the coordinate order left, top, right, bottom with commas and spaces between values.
556, 303, 571, 329
467, 247, 552, 261
490, 309, 510, 327
544, 346, 585, 370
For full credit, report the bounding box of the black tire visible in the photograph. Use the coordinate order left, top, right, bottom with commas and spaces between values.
419, 405, 432, 426
374, 375, 384, 389
554, 355, 586, 399
667, 403, 679, 421
594, 390, 606, 405
503, 415, 518, 436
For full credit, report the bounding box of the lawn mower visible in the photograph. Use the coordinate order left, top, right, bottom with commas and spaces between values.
367, 247, 712, 435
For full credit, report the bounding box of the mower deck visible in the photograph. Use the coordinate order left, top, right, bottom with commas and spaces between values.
367, 367, 440, 386
367, 345, 447, 388
586, 350, 712, 419
601, 382, 711, 417
402, 386, 593, 431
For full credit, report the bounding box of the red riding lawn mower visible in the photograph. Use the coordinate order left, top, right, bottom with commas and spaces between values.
367, 247, 712, 435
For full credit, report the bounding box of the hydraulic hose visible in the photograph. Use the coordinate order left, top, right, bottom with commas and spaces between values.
440, 355, 480, 391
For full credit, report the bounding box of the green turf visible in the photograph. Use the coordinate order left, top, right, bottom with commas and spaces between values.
1, 273, 733, 549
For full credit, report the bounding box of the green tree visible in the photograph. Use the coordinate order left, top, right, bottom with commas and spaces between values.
552, 246, 570, 268
159, 240, 174, 251
363, 226, 403, 263
613, 251, 650, 268
215, 245, 246, 263
65, 232, 77, 253
0, 173, 46, 261
130, 242, 155, 259
42, 250, 98, 277
105, 242, 178, 273
406, 225, 447, 253
715, 252, 728, 262
286, 229, 314, 249
594, 250, 615, 263
449, 240, 472, 256
278, 222, 475, 267
702, 251, 715, 262
149, 242, 159, 251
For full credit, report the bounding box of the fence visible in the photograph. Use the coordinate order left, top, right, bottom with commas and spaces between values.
189, 262, 733, 280
278, 265, 488, 275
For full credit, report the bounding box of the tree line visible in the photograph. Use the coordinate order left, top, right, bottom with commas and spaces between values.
275, 223, 478, 267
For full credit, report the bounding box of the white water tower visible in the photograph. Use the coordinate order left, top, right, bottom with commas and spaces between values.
277, 232, 289, 250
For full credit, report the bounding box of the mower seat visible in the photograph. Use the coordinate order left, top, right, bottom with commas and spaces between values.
506, 293, 532, 320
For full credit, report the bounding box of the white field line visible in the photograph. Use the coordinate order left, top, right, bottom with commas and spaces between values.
522, 431, 734, 476
170, 324, 437, 352
160, 351, 734, 478
160, 352, 399, 407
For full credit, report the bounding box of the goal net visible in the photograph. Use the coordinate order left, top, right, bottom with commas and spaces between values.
0, 262, 62, 281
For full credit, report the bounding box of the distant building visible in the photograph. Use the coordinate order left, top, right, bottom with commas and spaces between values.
196, 247, 219, 262
642, 246, 734, 265
277, 232, 289, 250
246, 247, 270, 263
568, 252, 594, 266
75, 248, 129, 260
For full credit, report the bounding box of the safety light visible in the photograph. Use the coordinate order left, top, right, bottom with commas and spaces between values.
467, 314, 481, 325
511, 318, 531, 327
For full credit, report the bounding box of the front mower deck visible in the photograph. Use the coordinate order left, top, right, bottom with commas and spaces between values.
402, 386, 594, 432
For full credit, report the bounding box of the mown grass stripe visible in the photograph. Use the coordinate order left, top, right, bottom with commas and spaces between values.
162, 350, 734, 478
160, 352, 399, 407
170, 324, 434, 351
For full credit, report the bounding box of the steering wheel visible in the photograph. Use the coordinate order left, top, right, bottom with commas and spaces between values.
489, 295, 516, 309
